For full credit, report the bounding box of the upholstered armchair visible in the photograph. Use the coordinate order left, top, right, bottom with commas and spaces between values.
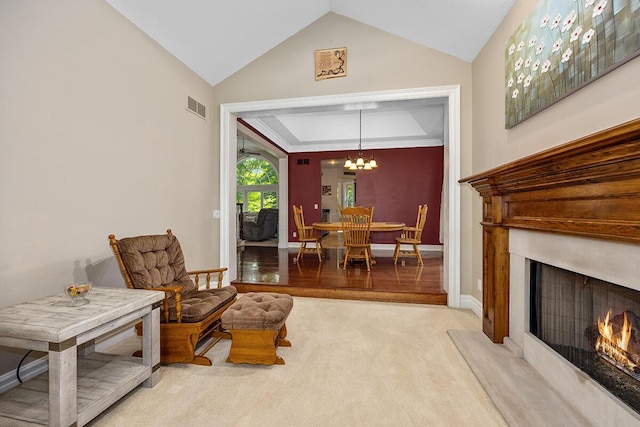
243, 208, 279, 241
109, 230, 237, 365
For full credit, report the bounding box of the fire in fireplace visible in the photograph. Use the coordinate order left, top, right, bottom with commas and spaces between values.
530, 261, 640, 414
595, 309, 640, 380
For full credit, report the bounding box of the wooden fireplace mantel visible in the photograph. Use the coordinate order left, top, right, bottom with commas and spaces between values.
460, 118, 640, 343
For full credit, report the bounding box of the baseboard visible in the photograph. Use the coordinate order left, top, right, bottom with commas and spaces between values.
287, 242, 444, 252
0, 327, 136, 393
460, 294, 482, 318
370, 244, 443, 252
0, 353, 48, 394
94, 325, 137, 352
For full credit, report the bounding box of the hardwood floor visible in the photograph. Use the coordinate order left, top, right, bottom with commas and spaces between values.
233, 245, 447, 305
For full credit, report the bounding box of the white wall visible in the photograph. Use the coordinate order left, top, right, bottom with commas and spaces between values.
0, 1, 217, 371
212, 12, 475, 298
470, 0, 640, 306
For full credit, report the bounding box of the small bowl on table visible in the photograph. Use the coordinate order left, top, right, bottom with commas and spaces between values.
65, 282, 92, 306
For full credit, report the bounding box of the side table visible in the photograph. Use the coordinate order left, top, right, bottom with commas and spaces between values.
0, 286, 164, 426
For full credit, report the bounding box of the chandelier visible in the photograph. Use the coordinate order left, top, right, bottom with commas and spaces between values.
344, 110, 377, 171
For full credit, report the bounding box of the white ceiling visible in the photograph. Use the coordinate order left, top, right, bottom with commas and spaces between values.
241, 97, 447, 154
105, 0, 515, 154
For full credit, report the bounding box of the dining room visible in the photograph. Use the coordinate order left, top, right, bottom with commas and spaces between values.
287, 146, 444, 248
232, 145, 447, 304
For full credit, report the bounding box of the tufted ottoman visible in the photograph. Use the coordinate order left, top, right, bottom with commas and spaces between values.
221, 292, 293, 365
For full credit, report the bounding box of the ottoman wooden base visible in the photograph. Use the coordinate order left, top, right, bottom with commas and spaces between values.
221, 292, 293, 365
226, 323, 291, 365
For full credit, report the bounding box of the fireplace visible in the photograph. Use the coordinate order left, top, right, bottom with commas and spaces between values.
460, 118, 640, 344
508, 229, 640, 424
460, 118, 640, 424
530, 261, 640, 414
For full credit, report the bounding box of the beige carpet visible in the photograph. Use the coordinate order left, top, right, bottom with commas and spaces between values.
89, 297, 507, 427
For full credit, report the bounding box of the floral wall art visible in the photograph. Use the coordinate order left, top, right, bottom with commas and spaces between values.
505, 0, 640, 128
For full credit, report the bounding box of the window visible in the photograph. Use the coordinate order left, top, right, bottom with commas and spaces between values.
342, 181, 355, 207
236, 158, 278, 212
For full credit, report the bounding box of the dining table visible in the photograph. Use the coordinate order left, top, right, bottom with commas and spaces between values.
312, 221, 405, 266
312, 221, 406, 232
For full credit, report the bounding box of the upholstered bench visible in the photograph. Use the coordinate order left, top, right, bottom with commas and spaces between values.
221, 292, 293, 365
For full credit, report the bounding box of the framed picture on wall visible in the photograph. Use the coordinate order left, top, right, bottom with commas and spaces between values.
505, 0, 640, 128
322, 185, 332, 196
315, 47, 347, 80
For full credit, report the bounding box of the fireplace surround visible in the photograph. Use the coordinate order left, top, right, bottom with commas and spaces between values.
510, 229, 640, 424
461, 117, 640, 424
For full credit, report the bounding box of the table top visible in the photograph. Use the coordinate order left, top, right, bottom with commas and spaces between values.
0, 286, 164, 343
312, 221, 406, 231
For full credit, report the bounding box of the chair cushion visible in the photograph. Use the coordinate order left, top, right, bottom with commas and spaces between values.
170, 286, 238, 323
221, 292, 293, 330
117, 234, 195, 293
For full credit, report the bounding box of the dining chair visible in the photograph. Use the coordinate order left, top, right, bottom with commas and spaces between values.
340, 205, 374, 271
393, 204, 428, 265
292, 205, 323, 262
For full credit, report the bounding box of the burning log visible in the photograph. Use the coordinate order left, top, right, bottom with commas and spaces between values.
595, 310, 640, 376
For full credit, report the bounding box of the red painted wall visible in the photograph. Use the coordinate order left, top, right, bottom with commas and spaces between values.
288, 146, 444, 244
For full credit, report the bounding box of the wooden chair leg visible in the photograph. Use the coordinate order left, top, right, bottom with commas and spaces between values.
414, 243, 423, 265
316, 241, 323, 262
343, 248, 350, 270
296, 242, 305, 262
364, 247, 371, 271
393, 242, 401, 264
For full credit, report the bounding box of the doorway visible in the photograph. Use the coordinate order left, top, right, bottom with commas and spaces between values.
320, 159, 354, 248
220, 86, 461, 308
320, 159, 355, 223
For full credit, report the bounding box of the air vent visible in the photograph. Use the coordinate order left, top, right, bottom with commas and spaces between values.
296, 159, 310, 165
186, 95, 206, 120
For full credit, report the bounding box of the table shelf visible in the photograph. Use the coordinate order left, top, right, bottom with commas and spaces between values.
0, 352, 149, 426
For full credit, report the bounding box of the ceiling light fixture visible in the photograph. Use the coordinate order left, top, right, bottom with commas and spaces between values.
344, 110, 377, 171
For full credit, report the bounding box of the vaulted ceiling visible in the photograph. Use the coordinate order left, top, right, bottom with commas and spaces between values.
105, 0, 515, 154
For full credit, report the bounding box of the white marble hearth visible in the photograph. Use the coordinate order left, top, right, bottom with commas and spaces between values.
508, 229, 640, 426
449, 329, 591, 427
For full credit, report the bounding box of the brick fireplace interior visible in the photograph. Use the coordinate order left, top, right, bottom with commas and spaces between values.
461, 117, 640, 424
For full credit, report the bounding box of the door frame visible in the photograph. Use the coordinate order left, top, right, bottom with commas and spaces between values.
220, 86, 462, 307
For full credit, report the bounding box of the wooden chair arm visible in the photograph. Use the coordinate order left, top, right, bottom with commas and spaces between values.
299, 225, 320, 240
188, 267, 228, 289
150, 285, 184, 323
401, 226, 421, 239
154, 285, 183, 293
